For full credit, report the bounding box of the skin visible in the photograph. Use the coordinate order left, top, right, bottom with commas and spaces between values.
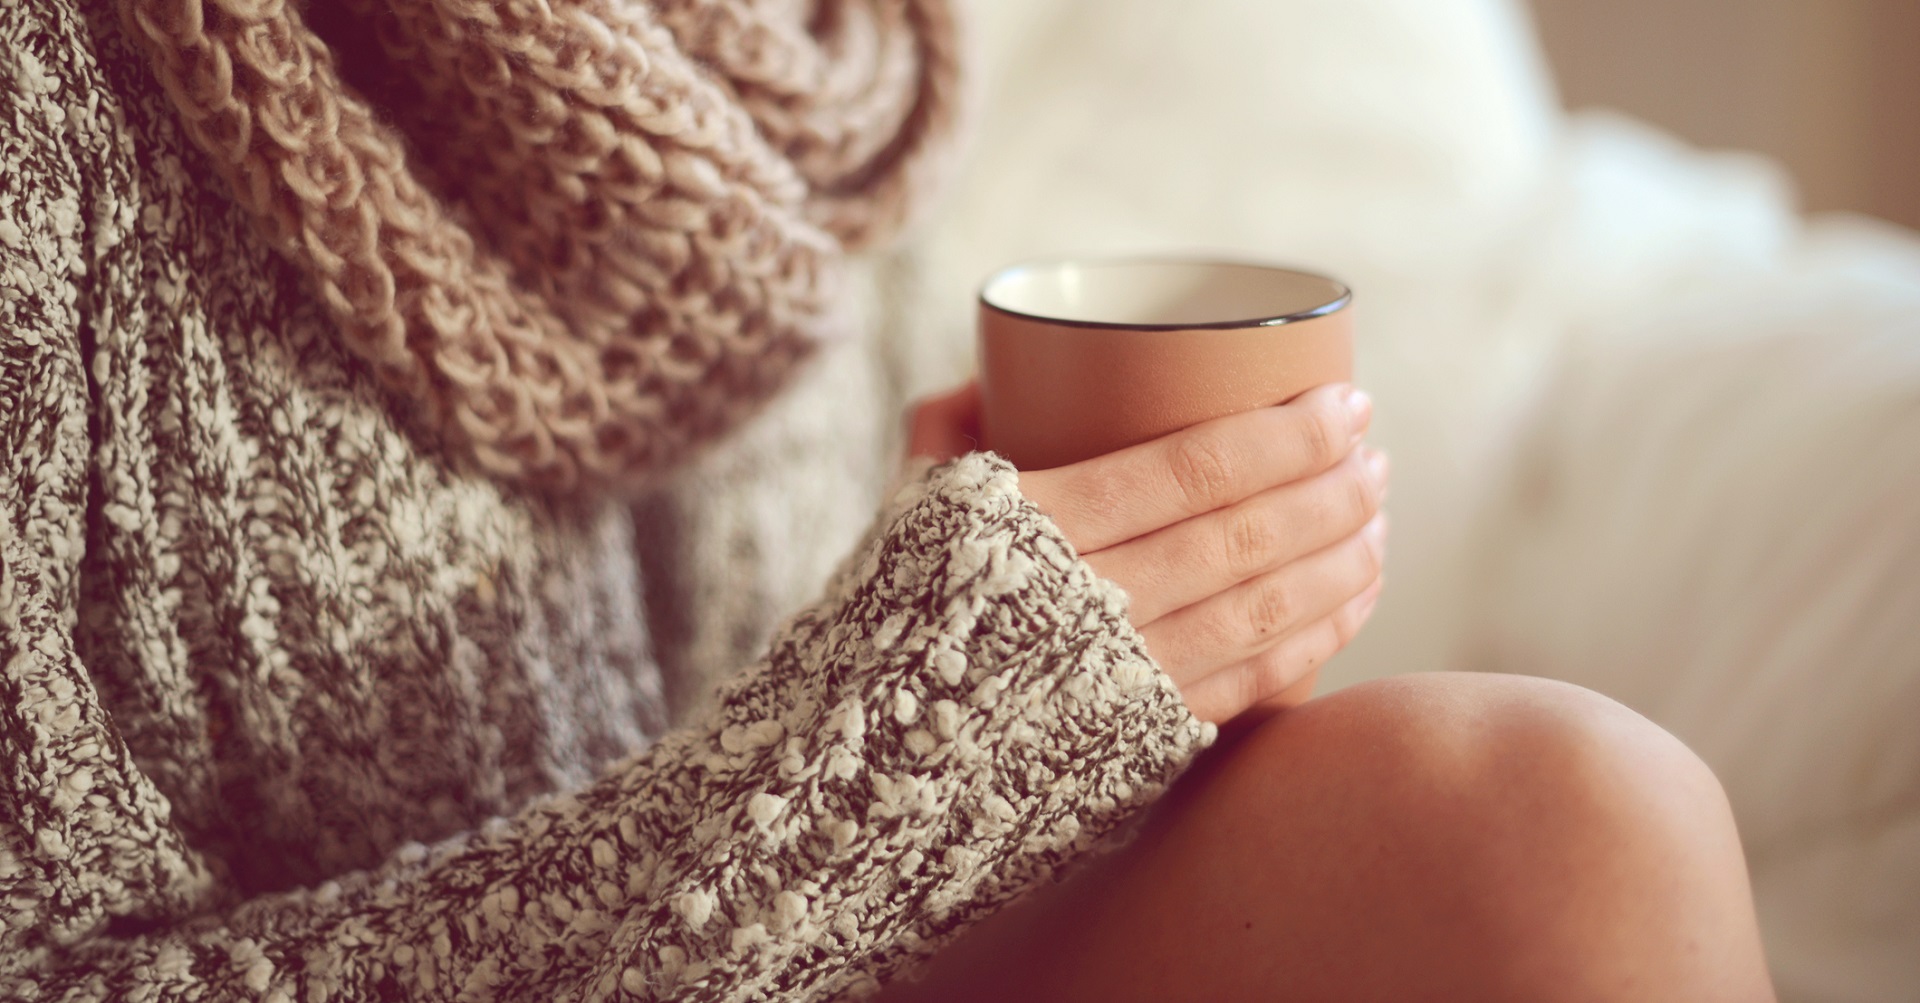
885, 383, 1777, 1002
909, 382, 1387, 723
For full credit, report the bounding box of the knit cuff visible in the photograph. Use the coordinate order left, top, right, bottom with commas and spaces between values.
600, 452, 1216, 999
780, 451, 1217, 993
856, 452, 1216, 800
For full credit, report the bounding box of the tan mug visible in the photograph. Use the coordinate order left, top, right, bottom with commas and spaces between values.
978, 257, 1354, 470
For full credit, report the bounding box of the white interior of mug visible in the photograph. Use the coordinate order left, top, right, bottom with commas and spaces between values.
980, 259, 1349, 329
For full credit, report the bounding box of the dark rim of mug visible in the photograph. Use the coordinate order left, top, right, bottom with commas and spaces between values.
978, 255, 1353, 331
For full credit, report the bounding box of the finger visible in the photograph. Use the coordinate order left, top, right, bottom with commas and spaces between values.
1180, 577, 1384, 725
1086, 445, 1389, 625
1019, 383, 1371, 553
907, 381, 983, 461
1140, 512, 1387, 686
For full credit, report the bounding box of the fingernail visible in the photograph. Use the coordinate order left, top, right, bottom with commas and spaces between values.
1345, 386, 1372, 434
1364, 446, 1390, 486
1364, 513, 1388, 548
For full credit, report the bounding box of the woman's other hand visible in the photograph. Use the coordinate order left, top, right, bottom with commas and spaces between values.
908, 382, 1388, 725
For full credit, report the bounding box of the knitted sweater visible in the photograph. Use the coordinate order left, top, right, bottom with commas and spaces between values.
0, 2, 1214, 1000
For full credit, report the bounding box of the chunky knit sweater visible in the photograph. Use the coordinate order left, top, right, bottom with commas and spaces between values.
0, 2, 1214, 1000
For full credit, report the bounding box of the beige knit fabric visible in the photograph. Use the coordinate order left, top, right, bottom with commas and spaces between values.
117, 0, 961, 492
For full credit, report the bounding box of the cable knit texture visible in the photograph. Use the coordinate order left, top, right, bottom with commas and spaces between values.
113, 0, 961, 492
1, 2, 1212, 999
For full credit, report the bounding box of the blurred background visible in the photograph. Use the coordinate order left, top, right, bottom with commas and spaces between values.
1531, 0, 1920, 229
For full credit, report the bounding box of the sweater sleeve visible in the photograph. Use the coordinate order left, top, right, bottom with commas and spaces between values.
5, 17, 1215, 1000
4, 437, 1215, 999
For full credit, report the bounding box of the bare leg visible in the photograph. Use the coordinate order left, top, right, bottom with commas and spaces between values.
878, 672, 1776, 1002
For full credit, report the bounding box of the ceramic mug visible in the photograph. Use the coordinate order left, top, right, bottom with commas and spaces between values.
978, 257, 1354, 470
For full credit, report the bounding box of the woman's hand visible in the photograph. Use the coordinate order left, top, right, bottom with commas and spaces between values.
909, 381, 1388, 725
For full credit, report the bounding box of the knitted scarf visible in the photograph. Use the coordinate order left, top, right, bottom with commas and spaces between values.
119, 0, 962, 493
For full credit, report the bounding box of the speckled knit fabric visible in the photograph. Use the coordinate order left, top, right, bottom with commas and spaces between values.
1, 2, 1213, 1000
115, 0, 960, 493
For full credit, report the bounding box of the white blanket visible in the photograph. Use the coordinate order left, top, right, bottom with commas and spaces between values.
904, 2, 1920, 998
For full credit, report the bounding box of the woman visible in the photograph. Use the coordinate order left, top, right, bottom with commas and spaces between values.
0, 0, 1774, 999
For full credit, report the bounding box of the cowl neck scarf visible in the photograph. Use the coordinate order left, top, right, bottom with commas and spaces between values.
120, 0, 962, 493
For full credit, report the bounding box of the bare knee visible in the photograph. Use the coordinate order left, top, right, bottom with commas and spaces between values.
1258, 671, 1729, 827
1213, 672, 1771, 1001
876, 674, 1771, 1003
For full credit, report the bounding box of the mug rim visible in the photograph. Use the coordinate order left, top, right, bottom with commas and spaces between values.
978, 255, 1352, 332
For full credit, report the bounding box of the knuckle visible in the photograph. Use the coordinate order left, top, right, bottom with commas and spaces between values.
1245, 644, 1307, 705
1345, 463, 1381, 523
1244, 575, 1298, 641
1301, 621, 1345, 673
1334, 599, 1368, 647
1070, 467, 1131, 536
1296, 471, 1364, 539
1297, 403, 1345, 468
1229, 660, 1270, 713
1032, 461, 1130, 550
1355, 526, 1385, 578
1166, 429, 1240, 511
1220, 505, 1280, 577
